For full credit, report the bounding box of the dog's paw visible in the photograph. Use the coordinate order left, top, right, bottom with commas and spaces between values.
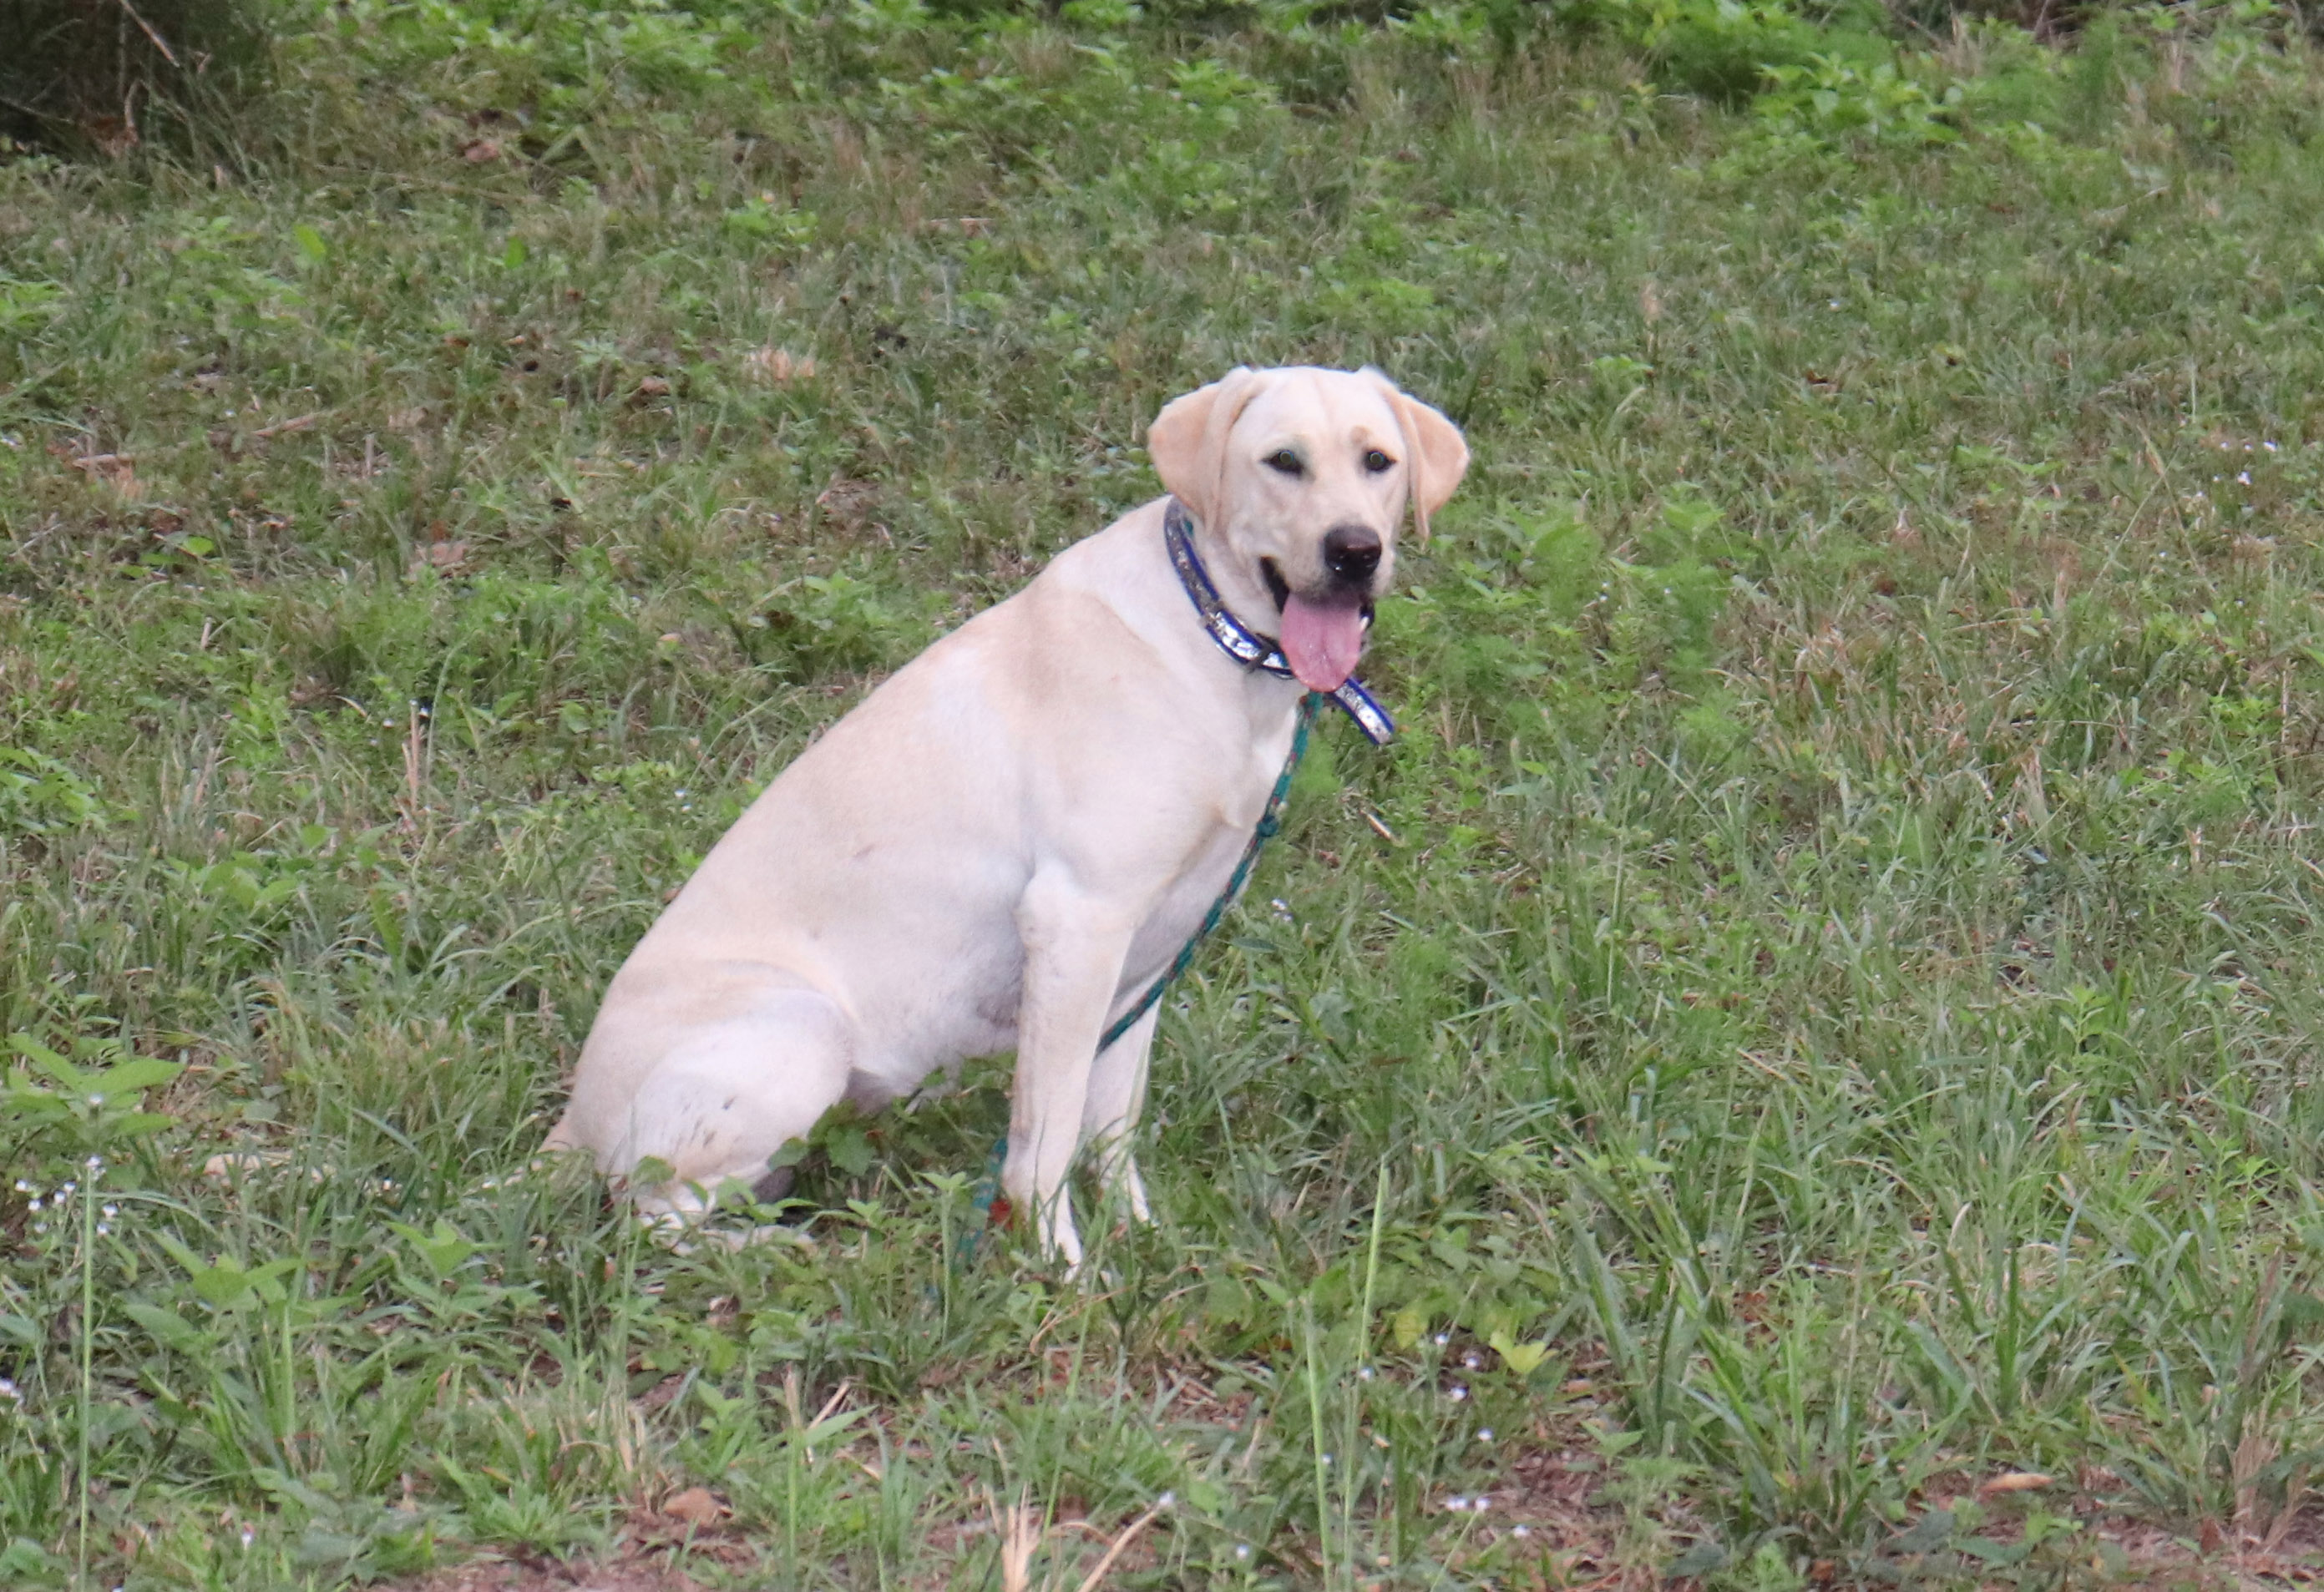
1036, 1211, 1085, 1274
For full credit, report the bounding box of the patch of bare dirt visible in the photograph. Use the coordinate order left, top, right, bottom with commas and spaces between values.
386, 1489, 761, 1592
387, 1554, 701, 1592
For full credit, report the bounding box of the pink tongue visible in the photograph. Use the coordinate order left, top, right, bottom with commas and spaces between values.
1278, 595, 1366, 693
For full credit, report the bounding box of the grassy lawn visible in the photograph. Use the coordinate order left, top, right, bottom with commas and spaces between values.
10, 0, 2324, 1585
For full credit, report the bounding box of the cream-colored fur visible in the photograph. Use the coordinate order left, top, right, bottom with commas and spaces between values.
544, 366, 1469, 1264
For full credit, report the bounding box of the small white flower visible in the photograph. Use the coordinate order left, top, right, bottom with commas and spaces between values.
1473, 1496, 1491, 1513
1513, 1524, 1532, 1539
88, 1094, 105, 1106
1233, 1544, 1251, 1561
1356, 1366, 1374, 1381
13, 1180, 31, 1194
94, 1225, 109, 1236
1433, 1333, 1449, 1347
1446, 1496, 1470, 1512
2238, 472, 2252, 485
25, 1199, 39, 1214
85, 1155, 102, 1171
240, 1525, 255, 1549
1320, 1453, 1332, 1466
0, 1377, 19, 1401
57, 1183, 73, 1199
1448, 1386, 1467, 1402
1157, 1491, 1175, 1509
1463, 1354, 1481, 1369
1478, 1428, 1494, 1442
101, 1205, 117, 1219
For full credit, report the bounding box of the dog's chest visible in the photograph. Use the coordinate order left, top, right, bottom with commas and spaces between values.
1127, 731, 1293, 978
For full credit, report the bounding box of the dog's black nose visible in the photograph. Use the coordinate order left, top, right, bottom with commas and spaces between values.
1322, 525, 1383, 587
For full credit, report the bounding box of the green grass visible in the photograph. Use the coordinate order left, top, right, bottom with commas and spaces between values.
10, 0, 2324, 1585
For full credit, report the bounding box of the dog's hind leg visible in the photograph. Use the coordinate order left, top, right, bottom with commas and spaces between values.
611, 989, 854, 1218
1082, 1003, 1158, 1225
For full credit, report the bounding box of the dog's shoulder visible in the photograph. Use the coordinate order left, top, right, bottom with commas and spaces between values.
991, 503, 1176, 660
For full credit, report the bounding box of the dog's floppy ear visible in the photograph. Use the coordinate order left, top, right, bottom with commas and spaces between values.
1367, 370, 1470, 544
1149, 367, 1263, 529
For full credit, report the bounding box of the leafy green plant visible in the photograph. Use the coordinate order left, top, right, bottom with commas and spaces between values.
741, 572, 927, 680
1755, 54, 1961, 146
0, 750, 112, 842
2, 1035, 180, 1177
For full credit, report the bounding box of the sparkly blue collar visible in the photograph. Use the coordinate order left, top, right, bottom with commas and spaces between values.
1162, 497, 1395, 745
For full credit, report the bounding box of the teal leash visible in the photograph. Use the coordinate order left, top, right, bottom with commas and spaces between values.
1095, 691, 1321, 1054
955, 690, 1322, 1265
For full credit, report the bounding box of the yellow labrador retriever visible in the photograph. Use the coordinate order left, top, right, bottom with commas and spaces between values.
546, 366, 1468, 1263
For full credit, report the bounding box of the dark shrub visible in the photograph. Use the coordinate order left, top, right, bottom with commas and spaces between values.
0, 0, 266, 155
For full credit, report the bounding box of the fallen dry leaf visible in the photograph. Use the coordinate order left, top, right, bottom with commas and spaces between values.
461, 139, 502, 164
89, 115, 140, 158
743, 346, 816, 384
635, 375, 672, 399
64, 452, 144, 501
201, 1150, 292, 1180
1977, 1471, 2054, 1496
660, 1487, 728, 1528
251, 412, 321, 442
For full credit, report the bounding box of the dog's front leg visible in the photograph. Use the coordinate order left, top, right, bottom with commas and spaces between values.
1083, 1003, 1158, 1226
1009, 874, 1138, 1269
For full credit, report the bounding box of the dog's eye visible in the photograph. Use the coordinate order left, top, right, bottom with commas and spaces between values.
1364, 448, 1395, 473
1264, 449, 1303, 476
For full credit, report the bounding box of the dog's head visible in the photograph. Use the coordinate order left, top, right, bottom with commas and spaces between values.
1149, 366, 1469, 692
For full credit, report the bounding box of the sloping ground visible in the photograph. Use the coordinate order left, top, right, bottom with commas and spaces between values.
13, 1, 2324, 1587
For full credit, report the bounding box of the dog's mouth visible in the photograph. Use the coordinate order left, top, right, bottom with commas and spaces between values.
1259, 558, 1291, 614
1261, 557, 1376, 693
1258, 558, 1375, 629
